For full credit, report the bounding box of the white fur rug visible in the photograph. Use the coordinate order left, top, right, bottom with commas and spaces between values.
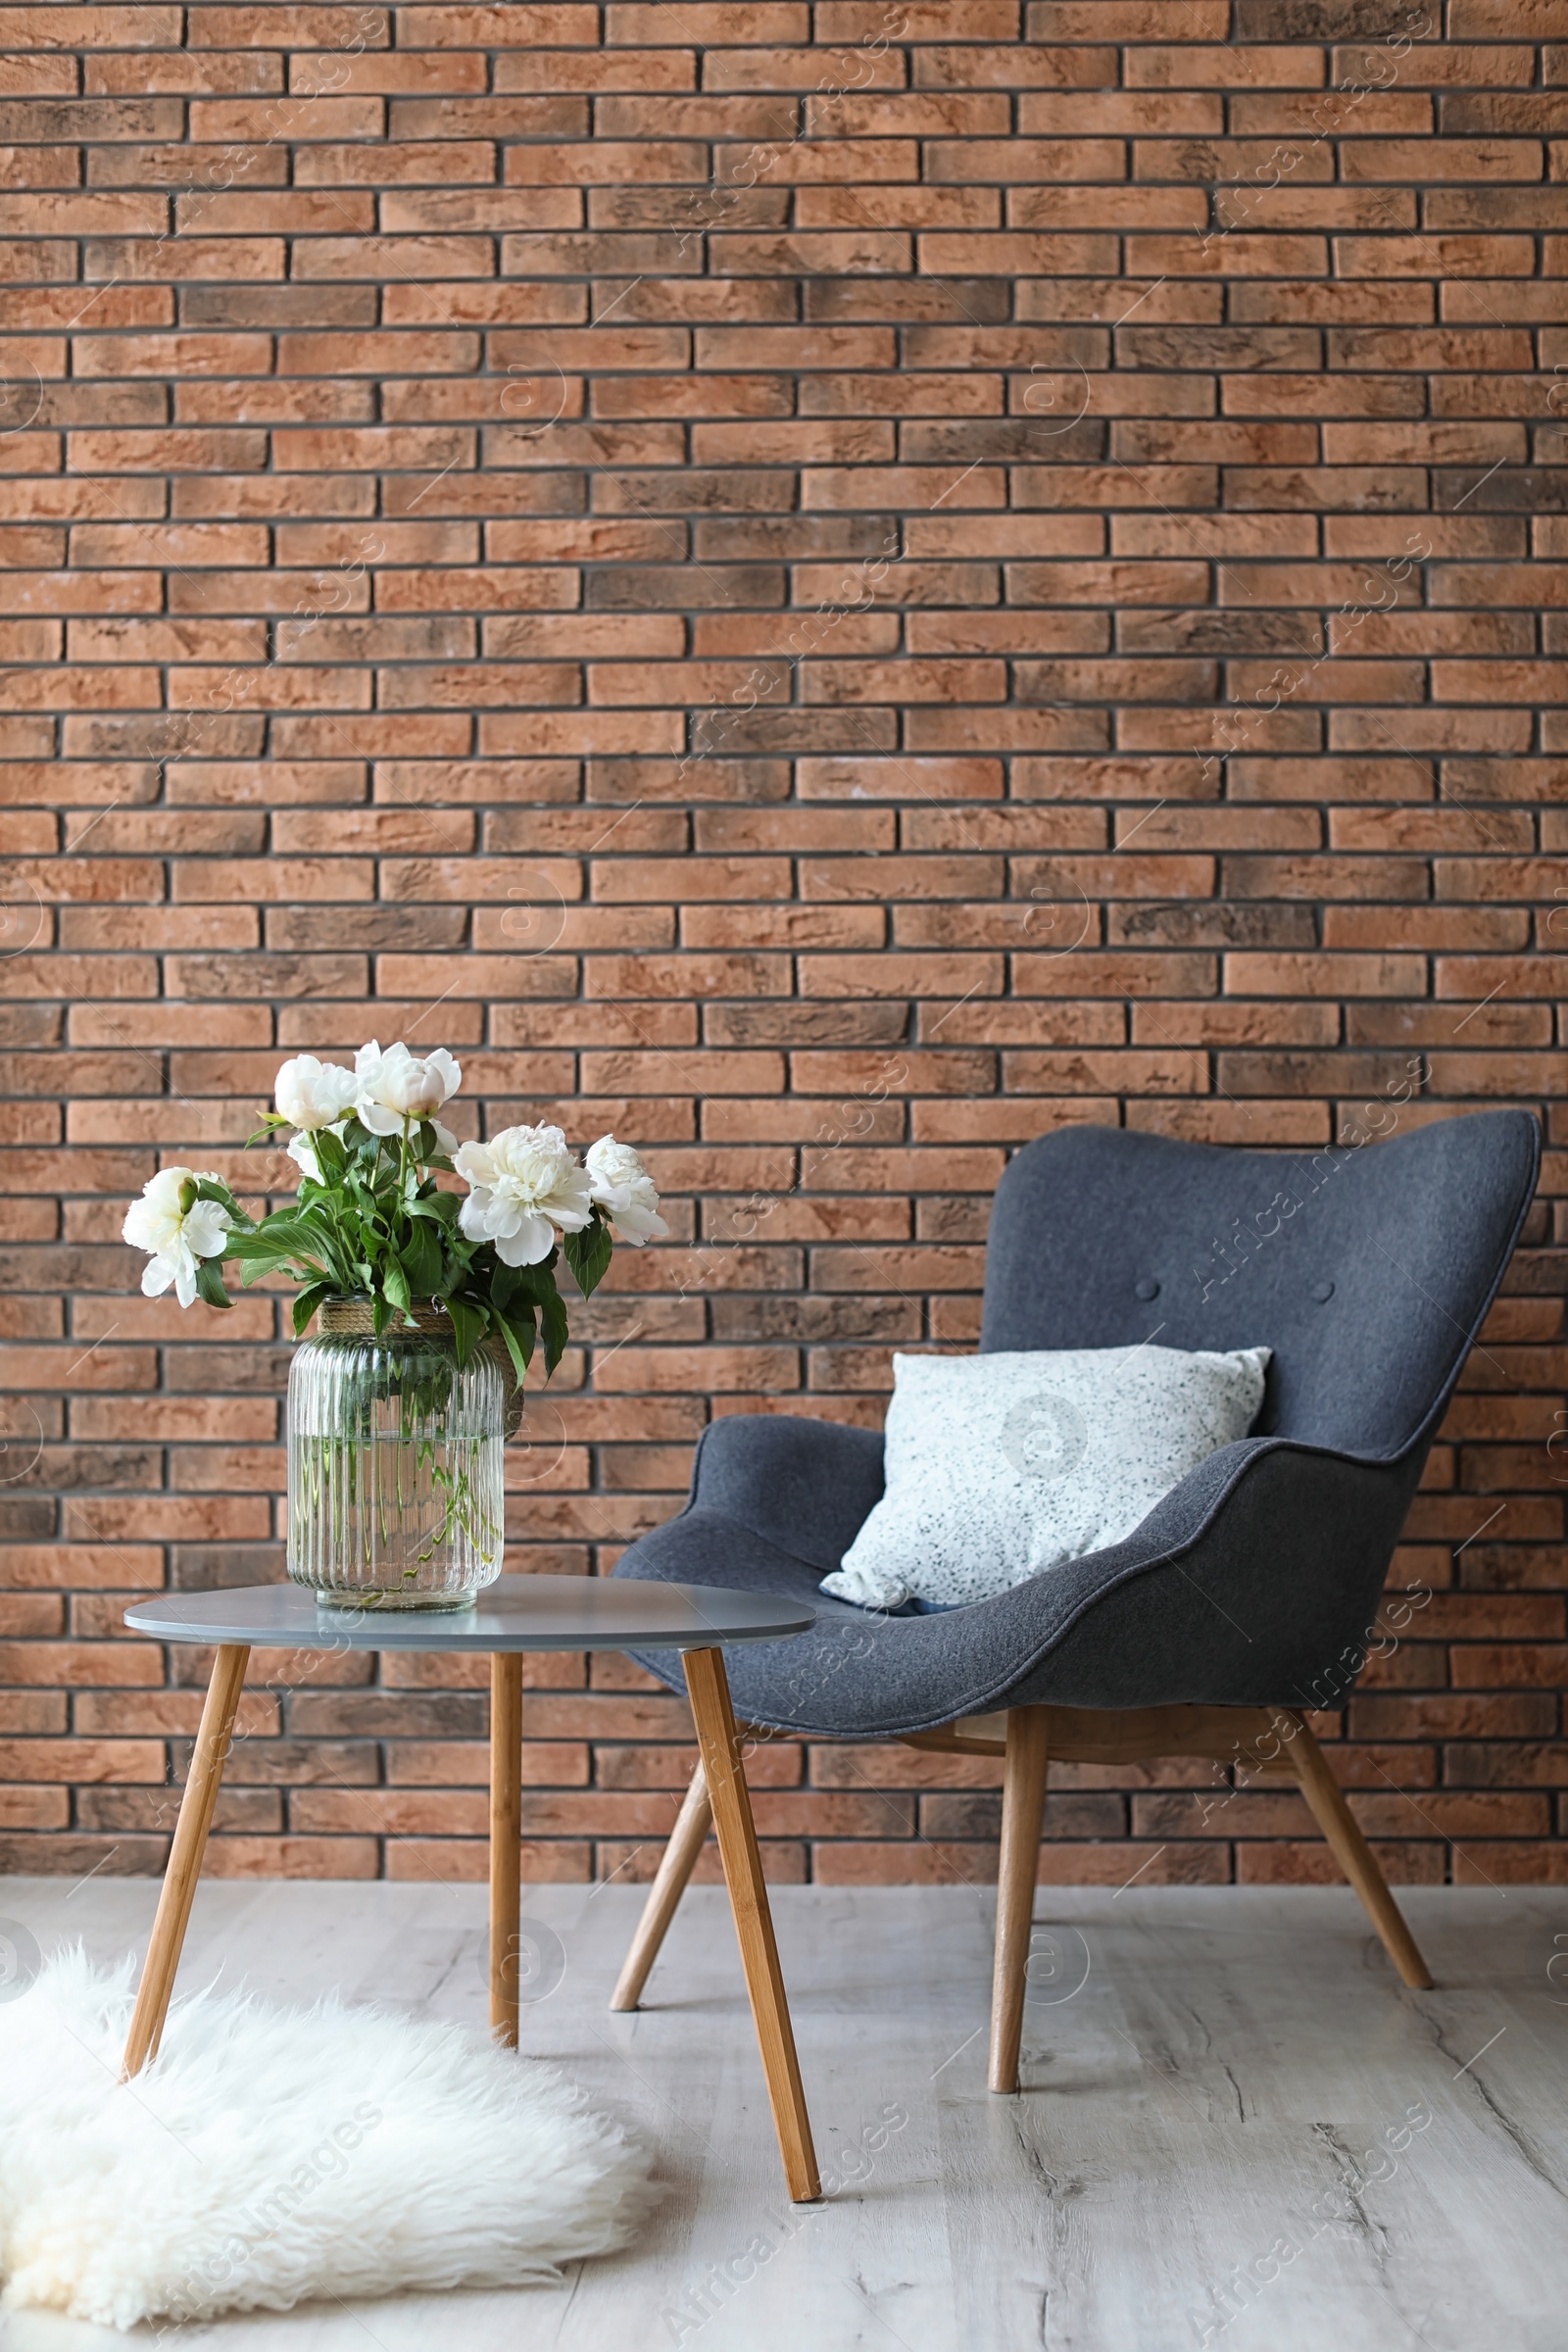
0, 1948, 655, 2330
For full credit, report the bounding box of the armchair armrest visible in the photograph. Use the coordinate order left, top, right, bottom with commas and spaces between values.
992, 1436, 1425, 1715
689, 1413, 885, 1573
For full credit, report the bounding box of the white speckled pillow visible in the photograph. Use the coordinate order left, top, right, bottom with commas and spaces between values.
821, 1344, 1271, 1612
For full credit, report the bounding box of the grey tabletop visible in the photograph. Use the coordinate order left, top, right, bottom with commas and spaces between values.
122, 1575, 816, 1654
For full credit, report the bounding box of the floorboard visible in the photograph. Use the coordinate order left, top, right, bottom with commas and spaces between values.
0, 1880, 1564, 2351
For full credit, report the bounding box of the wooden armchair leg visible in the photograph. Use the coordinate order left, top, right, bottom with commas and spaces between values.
610, 1759, 711, 2012
1289, 1712, 1434, 1990
989, 1704, 1051, 2095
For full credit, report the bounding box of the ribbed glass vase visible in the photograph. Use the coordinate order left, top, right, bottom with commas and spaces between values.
286, 1299, 507, 1609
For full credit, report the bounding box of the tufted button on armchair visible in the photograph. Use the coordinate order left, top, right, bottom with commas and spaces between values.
609, 1110, 1540, 2092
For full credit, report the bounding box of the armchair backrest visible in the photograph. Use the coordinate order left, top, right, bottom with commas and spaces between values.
980, 1111, 1540, 1459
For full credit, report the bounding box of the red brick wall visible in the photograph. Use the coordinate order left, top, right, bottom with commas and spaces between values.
2, 0, 1565, 1889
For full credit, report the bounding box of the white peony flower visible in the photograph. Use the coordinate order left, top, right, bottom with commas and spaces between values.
584, 1134, 667, 1247
273, 1054, 357, 1134
455, 1124, 593, 1267
354, 1040, 462, 1135
122, 1167, 232, 1309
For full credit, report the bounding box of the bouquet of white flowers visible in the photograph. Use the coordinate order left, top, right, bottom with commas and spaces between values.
122, 1040, 666, 1391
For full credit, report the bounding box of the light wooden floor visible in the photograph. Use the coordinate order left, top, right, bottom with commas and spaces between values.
1, 1877, 1565, 2351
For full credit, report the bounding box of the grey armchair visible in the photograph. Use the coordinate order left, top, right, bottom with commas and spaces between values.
609, 1110, 1541, 2091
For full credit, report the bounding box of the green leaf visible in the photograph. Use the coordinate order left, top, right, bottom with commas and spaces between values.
401, 1219, 442, 1298
226, 1217, 323, 1260
224, 1227, 326, 1268
312, 1126, 348, 1181
445, 1294, 485, 1365
408, 1189, 459, 1225
540, 1287, 568, 1376
371, 1289, 393, 1338
496, 1309, 535, 1383
564, 1216, 613, 1299
228, 1245, 323, 1279
291, 1280, 335, 1337
194, 1257, 231, 1310
239, 1258, 330, 1292
493, 1258, 557, 1314
383, 1256, 412, 1317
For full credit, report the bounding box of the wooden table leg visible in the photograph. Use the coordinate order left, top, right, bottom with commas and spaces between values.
610, 1758, 711, 2012
683, 1646, 819, 2204
490, 1649, 524, 2047
122, 1642, 250, 2080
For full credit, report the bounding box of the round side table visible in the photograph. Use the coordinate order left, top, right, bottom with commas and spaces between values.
122, 1575, 820, 2202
